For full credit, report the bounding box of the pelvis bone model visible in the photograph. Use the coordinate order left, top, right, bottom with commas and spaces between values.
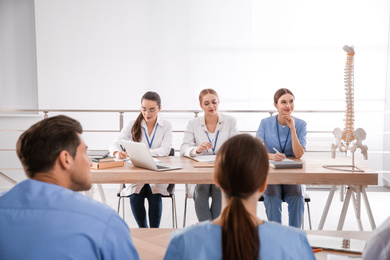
330, 45, 368, 160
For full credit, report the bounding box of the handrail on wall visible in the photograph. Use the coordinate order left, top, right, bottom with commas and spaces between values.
1, 108, 347, 132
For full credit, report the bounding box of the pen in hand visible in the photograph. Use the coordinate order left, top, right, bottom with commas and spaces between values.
272, 147, 286, 161
116, 144, 128, 159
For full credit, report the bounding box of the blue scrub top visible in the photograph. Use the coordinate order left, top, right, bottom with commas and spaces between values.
164, 221, 315, 260
0, 179, 140, 260
256, 115, 307, 157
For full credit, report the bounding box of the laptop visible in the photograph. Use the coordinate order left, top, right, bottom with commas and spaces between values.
121, 140, 181, 172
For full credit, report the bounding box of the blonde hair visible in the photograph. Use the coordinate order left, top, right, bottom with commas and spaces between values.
199, 89, 219, 104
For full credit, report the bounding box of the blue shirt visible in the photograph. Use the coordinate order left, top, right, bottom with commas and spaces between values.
164, 221, 315, 260
256, 115, 307, 157
0, 179, 140, 260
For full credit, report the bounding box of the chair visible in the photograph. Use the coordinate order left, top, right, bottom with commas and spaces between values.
183, 186, 312, 230
116, 148, 178, 228
258, 193, 312, 230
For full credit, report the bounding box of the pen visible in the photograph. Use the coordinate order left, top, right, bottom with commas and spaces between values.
273, 147, 280, 153
120, 144, 126, 152
312, 248, 323, 253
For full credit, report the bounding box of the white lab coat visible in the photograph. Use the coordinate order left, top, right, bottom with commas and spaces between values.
109, 116, 173, 196
180, 113, 239, 197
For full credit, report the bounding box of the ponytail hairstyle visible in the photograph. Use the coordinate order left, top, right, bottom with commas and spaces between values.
274, 88, 294, 105
131, 91, 161, 142
215, 134, 269, 260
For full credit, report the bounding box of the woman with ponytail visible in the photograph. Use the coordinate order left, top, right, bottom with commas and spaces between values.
109, 91, 173, 228
165, 134, 314, 260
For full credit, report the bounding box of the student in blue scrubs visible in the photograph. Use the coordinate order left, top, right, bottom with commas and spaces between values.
256, 88, 307, 228
109, 91, 173, 228
164, 134, 314, 260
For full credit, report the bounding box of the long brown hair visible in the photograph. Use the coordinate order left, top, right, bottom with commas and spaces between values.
131, 91, 161, 142
273, 88, 294, 104
215, 134, 269, 260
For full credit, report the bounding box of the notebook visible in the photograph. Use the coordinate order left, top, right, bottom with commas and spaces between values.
121, 140, 181, 172
87, 150, 110, 159
184, 154, 216, 162
307, 234, 366, 254
269, 158, 303, 169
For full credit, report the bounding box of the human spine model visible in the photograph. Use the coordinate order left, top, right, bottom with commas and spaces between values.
342, 45, 355, 145
331, 45, 368, 160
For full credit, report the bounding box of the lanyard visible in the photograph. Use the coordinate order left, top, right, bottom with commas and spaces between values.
276, 116, 290, 154
205, 130, 220, 155
143, 123, 158, 148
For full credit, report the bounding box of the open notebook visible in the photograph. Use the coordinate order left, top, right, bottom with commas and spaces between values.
184, 154, 216, 163
307, 234, 366, 254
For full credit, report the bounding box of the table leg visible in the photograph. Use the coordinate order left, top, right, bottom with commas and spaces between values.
97, 184, 107, 204
84, 188, 92, 198
362, 187, 376, 230
351, 186, 363, 231
318, 185, 338, 230
339, 185, 345, 202
337, 186, 353, 230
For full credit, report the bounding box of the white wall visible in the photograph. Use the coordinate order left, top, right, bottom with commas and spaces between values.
0, 0, 38, 109
33, 0, 389, 110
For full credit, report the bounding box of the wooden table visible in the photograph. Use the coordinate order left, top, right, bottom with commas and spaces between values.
91, 156, 377, 185
130, 228, 372, 260
91, 156, 378, 230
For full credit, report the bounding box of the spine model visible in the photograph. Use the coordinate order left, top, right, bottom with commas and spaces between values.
342, 45, 355, 146
330, 45, 367, 160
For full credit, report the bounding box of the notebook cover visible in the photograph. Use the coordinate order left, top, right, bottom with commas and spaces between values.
269, 159, 303, 169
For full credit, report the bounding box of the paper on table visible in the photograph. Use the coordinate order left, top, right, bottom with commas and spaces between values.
308, 234, 366, 253
185, 155, 216, 162
193, 162, 215, 168
327, 254, 362, 260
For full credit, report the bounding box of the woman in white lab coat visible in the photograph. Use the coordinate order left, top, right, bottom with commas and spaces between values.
109, 91, 173, 228
180, 89, 239, 221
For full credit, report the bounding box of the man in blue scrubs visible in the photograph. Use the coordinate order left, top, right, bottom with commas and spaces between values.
0, 115, 139, 260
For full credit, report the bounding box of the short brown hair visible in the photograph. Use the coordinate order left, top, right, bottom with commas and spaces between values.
16, 115, 83, 178
274, 88, 294, 104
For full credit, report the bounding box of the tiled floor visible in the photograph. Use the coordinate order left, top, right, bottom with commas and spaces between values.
91, 184, 390, 231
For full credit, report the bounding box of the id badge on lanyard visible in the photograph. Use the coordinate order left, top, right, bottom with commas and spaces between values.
276, 116, 290, 153
143, 123, 158, 148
